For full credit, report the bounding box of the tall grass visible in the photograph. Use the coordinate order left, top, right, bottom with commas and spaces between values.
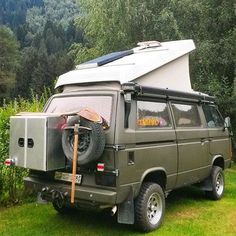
0, 89, 51, 204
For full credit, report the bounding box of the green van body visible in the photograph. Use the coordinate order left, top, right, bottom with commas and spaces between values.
22, 83, 231, 217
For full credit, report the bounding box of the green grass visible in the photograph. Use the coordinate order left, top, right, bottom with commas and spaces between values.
0, 164, 236, 236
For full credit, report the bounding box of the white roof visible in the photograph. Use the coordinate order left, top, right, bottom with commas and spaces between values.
55, 39, 195, 89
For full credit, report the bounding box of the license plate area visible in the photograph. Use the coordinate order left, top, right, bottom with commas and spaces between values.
54, 172, 82, 185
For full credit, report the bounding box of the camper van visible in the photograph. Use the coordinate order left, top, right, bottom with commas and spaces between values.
8, 40, 232, 232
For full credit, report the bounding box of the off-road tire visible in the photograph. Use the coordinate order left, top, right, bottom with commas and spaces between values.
135, 182, 165, 232
62, 116, 105, 165
205, 166, 225, 200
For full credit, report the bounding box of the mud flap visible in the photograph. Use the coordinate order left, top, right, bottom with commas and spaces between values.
117, 187, 134, 224
199, 176, 213, 191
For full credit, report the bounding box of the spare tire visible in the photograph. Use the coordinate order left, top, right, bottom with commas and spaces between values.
62, 116, 105, 166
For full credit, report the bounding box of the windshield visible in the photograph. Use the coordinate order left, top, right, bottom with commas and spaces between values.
45, 95, 113, 124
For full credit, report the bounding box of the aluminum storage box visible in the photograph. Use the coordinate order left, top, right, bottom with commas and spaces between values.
9, 114, 66, 171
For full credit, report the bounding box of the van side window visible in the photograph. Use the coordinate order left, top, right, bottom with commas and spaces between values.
202, 105, 224, 128
172, 103, 201, 127
137, 101, 171, 128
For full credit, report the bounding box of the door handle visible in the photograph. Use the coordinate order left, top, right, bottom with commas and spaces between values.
18, 138, 24, 147
27, 138, 34, 148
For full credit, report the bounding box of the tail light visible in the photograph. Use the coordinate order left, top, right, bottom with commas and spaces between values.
97, 163, 105, 172
5, 158, 15, 167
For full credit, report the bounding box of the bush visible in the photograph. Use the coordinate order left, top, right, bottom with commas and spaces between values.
0, 90, 50, 205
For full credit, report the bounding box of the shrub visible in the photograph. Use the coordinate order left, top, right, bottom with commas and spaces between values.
0, 89, 50, 204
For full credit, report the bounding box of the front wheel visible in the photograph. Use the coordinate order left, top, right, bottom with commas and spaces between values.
135, 182, 165, 232
205, 166, 225, 200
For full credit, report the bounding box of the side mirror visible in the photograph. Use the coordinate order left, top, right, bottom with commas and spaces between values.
224, 117, 231, 128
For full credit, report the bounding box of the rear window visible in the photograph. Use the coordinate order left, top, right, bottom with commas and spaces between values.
45, 95, 113, 124
172, 103, 201, 127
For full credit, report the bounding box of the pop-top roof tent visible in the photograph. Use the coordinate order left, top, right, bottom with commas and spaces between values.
55, 40, 196, 92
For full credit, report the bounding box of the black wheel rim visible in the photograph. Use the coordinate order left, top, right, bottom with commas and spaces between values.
68, 130, 91, 155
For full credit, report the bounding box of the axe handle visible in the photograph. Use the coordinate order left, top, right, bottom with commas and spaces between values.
71, 124, 79, 204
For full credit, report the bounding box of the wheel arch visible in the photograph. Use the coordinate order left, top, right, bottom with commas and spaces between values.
212, 155, 225, 170
136, 168, 167, 196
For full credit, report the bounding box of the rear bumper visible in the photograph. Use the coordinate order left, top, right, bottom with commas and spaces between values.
24, 177, 117, 206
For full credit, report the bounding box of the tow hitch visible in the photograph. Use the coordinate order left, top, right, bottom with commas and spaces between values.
39, 187, 68, 207
52, 190, 67, 209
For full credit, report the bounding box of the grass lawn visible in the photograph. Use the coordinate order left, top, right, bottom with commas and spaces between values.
0, 164, 236, 236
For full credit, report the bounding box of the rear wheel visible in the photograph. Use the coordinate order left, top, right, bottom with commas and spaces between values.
135, 182, 165, 232
205, 166, 224, 200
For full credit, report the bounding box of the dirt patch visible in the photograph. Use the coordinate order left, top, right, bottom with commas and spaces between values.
170, 207, 201, 220
225, 211, 236, 234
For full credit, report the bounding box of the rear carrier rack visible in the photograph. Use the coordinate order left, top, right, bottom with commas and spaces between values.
9, 114, 66, 171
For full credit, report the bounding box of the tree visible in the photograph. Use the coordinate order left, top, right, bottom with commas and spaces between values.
14, 45, 74, 98
0, 26, 20, 102
0, 0, 43, 30
169, 0, 236, 94
14, 47, 38, 98
72, 0, 183, 62
26, 0, 80, 36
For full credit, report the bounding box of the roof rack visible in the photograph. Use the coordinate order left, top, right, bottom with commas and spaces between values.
137, 41, 161, 49
121, 83, 215, 103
